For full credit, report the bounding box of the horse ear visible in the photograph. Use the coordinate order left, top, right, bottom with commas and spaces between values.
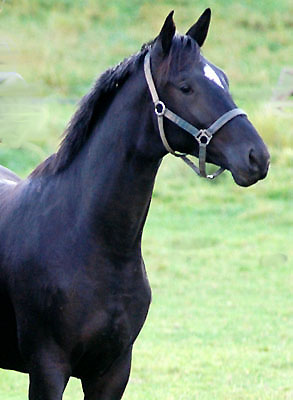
156, 11, 176, 55
186, 8, 211, 47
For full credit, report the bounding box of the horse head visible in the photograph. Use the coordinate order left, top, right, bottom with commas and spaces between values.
147, 9, 270, 186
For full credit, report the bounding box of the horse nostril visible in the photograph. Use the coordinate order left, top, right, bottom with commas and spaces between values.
249, 148, 259, 172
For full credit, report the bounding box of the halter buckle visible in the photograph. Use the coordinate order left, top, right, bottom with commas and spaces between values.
155, 101, 166, 116
207, 174, 215, 180
196, 129, 212, 147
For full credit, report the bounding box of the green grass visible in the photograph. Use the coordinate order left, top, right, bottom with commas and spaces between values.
129, 161, 293, 400
1, 0, 293, 98
0, 0, 293, 398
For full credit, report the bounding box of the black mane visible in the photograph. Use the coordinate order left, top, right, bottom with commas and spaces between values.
30, 35, 197, 178
30, 45, 151, 178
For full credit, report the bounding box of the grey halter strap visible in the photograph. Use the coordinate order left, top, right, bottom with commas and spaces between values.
144, 52, 247, 179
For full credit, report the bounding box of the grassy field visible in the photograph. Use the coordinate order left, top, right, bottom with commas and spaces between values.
0, 0, 293, 399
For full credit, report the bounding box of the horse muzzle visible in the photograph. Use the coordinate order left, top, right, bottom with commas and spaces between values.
229, 144, 270, 187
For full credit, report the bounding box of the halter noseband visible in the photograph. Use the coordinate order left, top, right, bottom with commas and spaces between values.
144, 52, 247, 179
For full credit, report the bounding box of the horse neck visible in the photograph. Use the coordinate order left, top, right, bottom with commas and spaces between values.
62, 69, 162, 256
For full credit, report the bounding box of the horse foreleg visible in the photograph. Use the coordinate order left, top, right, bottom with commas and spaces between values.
27, 346, 71, 400
81, 347, 132, 400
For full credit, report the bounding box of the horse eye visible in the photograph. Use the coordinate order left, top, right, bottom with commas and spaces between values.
179, 85, 192, 94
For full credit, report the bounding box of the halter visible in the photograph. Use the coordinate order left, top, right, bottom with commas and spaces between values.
144, 52, 247, 179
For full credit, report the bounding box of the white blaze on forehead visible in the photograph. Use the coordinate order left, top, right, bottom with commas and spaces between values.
203, 63, 225, 89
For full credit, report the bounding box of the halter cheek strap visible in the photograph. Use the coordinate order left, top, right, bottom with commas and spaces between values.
144, 52, 247, 179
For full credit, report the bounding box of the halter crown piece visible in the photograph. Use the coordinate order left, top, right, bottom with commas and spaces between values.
144, 52, 247, 179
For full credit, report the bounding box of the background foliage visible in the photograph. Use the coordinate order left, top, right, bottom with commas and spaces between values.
0, 0, 292, 399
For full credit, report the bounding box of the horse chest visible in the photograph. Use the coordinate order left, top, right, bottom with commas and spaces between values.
83, 283, 150, 345
72, 276, 151, 377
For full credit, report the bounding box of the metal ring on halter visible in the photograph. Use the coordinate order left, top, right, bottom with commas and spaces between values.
155, 101, 166, 116
196, 129, 212, 147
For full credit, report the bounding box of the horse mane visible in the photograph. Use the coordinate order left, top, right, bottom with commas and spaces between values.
30, 44, 152, 178
30, 35, 197, 178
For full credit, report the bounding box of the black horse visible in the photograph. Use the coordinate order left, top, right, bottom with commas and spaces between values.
0, 9, 269, 400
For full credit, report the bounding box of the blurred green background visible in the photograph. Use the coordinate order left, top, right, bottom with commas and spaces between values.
0, 0, 292, 399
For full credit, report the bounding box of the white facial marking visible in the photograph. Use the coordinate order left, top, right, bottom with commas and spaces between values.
204, 64, 225, 89
0, 178, 17, 186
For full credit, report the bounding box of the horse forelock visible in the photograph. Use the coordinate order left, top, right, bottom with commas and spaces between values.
156, 34, 200, 85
